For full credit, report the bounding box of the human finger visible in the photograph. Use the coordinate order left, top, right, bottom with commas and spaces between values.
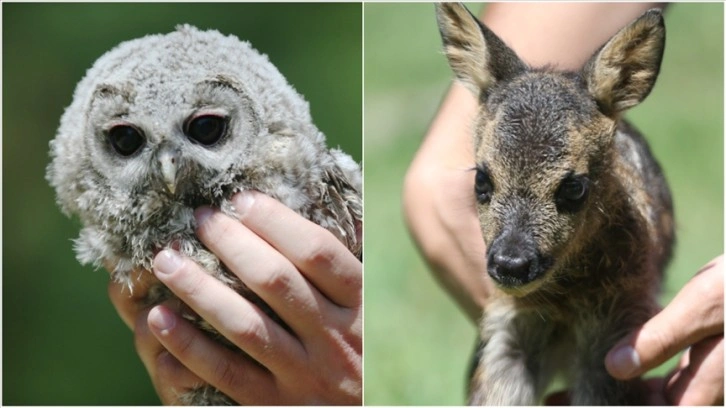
665, 335, 724, 405
152, 349, 206, 404
132, 305, 205, 404
147, 304, 278, 405
107, 268, 157, 330
230, 191, 362, 308
606, 258, 723, 379
108, 279, 137, 330
107, 269, 204, 404
151, 249, 307, 375
642, 377, 669, 405
194, 205, 340, 339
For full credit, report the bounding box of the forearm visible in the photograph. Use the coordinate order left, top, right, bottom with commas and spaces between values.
481, 3, 664, 70
403, 82, 487, 322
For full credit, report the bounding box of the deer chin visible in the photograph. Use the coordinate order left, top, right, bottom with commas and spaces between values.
487, 254, 555, 297
492, 273, 554, 297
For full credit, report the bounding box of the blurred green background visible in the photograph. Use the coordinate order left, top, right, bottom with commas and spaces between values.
364, 2, 723, 405
2, 3, 360, 405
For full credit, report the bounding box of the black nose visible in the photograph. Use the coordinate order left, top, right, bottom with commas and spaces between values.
486, 231, 548, 287
489, 252, 532, 281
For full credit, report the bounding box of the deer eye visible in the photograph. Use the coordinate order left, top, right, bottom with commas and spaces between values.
475, 167, 494, 204
185, 114, 227, 146
108, 125, 145, 156
556, 174, 589, 213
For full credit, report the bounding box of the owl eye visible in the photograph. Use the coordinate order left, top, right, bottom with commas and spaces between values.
186, 115, 227, 146
108, 125, 145, 156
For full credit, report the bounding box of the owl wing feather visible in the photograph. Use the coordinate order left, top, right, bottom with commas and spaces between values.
317, 163, 362, 260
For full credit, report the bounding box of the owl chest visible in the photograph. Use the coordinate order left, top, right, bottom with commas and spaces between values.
109, 173, 319, 264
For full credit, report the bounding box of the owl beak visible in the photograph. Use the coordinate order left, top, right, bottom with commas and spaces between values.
158, 149, 178, 195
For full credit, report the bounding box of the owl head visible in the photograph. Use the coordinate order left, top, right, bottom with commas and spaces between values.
47, 24, 328, 220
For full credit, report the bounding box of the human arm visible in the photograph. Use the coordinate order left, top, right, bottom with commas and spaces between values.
109, 191, 362, 405
402, 2, 663, 322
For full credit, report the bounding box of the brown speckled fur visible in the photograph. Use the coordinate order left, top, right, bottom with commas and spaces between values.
436, 4, 673, 405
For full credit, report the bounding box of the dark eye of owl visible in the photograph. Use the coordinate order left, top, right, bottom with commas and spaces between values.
108, 125, 145, 156
555, 174, 590, 213
475, 167, 494, 204
186, 115, 227, 146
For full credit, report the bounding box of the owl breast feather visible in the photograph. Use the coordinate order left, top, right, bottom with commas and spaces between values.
74, 159, 359, 291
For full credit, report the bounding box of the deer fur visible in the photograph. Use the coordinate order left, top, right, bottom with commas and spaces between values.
436, 3, 674, 405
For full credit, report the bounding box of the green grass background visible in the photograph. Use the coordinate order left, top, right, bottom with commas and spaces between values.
2, 3, 361, 405
363, 3, 723, 405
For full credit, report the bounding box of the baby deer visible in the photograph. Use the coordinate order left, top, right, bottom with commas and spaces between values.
436, 3, 674, 405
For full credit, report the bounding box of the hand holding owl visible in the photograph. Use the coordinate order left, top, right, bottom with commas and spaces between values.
109, 192, 362, 405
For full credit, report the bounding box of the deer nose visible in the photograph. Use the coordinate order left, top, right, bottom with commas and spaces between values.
488, 251, 533, 282
486, 228, 545, 286
492, 252, 530, 275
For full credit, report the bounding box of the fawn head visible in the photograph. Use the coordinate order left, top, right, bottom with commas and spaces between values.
436, 3, 665, 295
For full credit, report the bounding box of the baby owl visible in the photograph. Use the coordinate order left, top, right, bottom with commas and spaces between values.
46, 25, 362, 405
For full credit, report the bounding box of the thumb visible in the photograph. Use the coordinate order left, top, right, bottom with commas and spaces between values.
605, 257, 723, 379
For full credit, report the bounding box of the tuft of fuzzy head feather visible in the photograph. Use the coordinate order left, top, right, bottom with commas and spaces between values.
48, 24, 328, 215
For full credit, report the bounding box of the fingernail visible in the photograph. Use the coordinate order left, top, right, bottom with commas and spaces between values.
194, 206, 214, 226
232, 191, 255, 216
154, 249, 183, 276
606, 345, 641, 378
148, 306, 176, 334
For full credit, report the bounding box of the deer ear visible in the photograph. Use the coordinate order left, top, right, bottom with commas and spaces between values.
435, 2, 526, 98
583, 9, 665, 116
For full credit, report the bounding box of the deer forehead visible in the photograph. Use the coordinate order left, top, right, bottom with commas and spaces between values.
474, 73, 615, 182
